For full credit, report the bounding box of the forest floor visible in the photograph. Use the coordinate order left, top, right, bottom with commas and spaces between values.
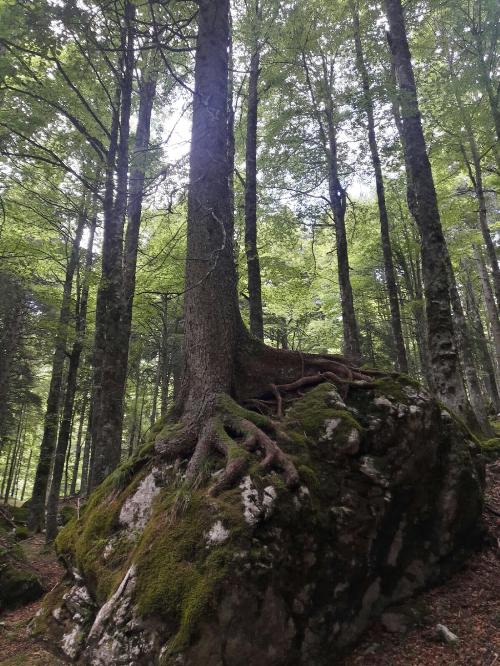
0, 462, 498, 666
0, 533, 65, 665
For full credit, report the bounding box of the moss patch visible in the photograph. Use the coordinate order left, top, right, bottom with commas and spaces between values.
134, 487, 236, 655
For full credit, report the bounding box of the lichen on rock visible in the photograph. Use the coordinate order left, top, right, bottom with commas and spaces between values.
34, 377, 484, 665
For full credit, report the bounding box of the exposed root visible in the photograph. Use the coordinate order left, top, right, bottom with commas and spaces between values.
154, 351, 386, 499
155, 396, 300, 498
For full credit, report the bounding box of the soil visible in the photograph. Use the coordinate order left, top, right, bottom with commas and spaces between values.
0, 533, 65, 665
0, 461, 498, 666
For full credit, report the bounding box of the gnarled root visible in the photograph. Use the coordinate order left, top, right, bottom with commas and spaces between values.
155, 397, 299, 498
155, 348, 387, 498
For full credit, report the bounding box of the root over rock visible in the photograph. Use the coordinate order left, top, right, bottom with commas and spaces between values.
34, 377, 484, 665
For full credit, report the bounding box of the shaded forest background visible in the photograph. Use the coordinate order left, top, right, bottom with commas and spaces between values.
0, 0, 498, 536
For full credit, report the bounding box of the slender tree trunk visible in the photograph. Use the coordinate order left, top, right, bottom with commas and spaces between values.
1, 443, 12, 500
21, 447, 32, 503
28, 213, 85, 531
447, 260, 492, 434
150, 342, 161, 427
46, 209, 96, 541
325, 110, 361, 361
385, 0, 465, 414
475, 246, 500, 377
128, 355, 141, 457
5, 404, 25, 502
70, 394, 88, 496
91, 1, 135, 489
244, 42, 264, 340
463, 264, 500, 412
350, 0, 407, 372
80, 404, 93, 498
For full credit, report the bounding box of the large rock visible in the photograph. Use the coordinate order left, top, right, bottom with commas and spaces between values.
34, 378, 484, 665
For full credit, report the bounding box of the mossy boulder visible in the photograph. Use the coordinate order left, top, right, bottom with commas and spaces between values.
0, 526, 43, 612
34, 379, 484, 665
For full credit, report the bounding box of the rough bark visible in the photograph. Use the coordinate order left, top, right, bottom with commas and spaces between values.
175, 0, 240, 420
350, 0, 407, 373
384, 0, 466, 414
244, 42, 264, 340
28, 213, 85, 532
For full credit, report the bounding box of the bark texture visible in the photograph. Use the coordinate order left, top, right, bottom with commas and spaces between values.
385, 0, 465, 414
350, 0, 407, 373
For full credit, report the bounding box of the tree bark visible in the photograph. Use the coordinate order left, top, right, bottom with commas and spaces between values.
384, 0, 466, 414
28, 212, 85, 531
176, 0, 240, 420
244, 41, 264, 340
45, 207, 96, 541
350, 0, 407, 372
90, 1, 136, 489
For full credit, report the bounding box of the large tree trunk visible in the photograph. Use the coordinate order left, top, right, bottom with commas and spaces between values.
155, 0, 382, 498
45, 212, 96, 541
244, 41, 264, 340
384, 0, 466, 414
350, 0, 407, 373
28, 213, 85, 531
176, 0, 240, 420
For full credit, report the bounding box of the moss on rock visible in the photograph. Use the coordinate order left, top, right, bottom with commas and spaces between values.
41, 378, 484, 666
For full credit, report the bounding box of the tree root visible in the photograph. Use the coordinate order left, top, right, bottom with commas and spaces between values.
155, 352, 384, 498
155, 396, 300, 497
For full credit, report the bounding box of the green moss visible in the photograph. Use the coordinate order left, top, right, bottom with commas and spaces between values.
14, 525, 29, 541
60, 505, 76, 525
0, 527, 43, 609
217, 394, 269, 428
372, 376, 419, 402
480, 437, 500, 458
56, 469, 151, 603
134, 489, 233, 655
285, 384, 362, 449
285, 383, 341, 439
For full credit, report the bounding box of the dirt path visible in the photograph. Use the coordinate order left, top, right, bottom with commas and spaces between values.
341, 461, 500, 666
0, 534, 65, 665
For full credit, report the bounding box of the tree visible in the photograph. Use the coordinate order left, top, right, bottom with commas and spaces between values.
384, 0, 466, 414
349, 0, 407, 372
156, 0, 384, 496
